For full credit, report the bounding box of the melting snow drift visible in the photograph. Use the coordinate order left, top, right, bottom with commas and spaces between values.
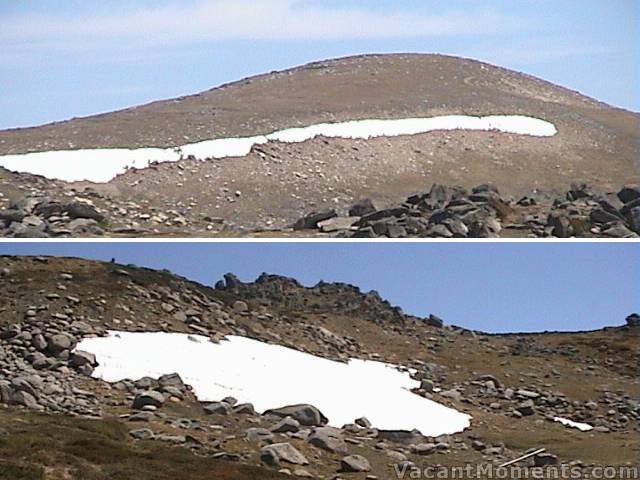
0, 115, 557, 183
553, 416, 593, 432
77, 331, 471, 436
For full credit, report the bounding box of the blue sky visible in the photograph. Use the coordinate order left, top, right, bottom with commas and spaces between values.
0, 242, 637, 333
0, 0, 637, 129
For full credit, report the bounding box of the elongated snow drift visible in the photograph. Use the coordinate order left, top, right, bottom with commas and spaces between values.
76, 331, 471, 436
0, 115, 557, 183
553, 416, 593, 432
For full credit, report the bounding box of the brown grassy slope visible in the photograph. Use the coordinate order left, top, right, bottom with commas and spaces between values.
1, 255, 636, 397
1, 54, 637, 231
0, 407, 289, 480
0, 255, 638, 471
1, 54, 636, 152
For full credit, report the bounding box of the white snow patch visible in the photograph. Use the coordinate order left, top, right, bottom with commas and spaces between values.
0, 115, 557, 183
0, 147, 181, 184
77, 331, 471, 436
553, 416, 593, 432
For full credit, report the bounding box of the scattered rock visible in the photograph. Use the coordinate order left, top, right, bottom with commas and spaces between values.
261, 443, 309, 466
64, 202, 105, 222
265, 404, 328, 427
246, 428, 274, 443
133, 391, 166, 410
340, 454, 371, 472
233, 403, 257, 415
534, 453, 558, 467
349, 199, 376, 217
69, 350, 97, 368
46, 333, 75, 355
232, 300, 248, 313
10, 390, 41, 410
317, 216, 359, 232
203, 401, 230, 415
291, 183, 640, 238
516, 400, 535, 416
271, 416, 301, 433
293, 210, 337, 230
413, 443, 436, 455
307, 427, 347, 454
130, 428, 155, 440
354, 417, 371, 428
626, 313, 640, 327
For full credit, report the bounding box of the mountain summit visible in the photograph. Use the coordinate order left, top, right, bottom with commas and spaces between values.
0, 54, 637, 237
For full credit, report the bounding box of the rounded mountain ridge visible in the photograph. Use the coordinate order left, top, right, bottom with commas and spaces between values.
1, 53, 636, 154
0, 54, 637, 237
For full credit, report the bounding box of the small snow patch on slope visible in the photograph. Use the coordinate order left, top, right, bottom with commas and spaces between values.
76, 331, 471, 436
553, 417, 593, 432
0, 115, 557, 183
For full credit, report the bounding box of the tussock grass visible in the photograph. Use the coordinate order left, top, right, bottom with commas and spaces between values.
0, 409, 286, 480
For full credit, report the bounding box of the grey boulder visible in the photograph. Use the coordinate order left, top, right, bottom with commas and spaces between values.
307, 426, 347, 454
340, 454, 371, 472
132, 390, 165, 409
265, 404, 328, 427
261, 442, 309, 466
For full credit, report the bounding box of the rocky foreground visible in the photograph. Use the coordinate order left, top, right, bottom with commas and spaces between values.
1, 174, 639, 238
294, 183, 640, 238
0, 257, 638, 479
